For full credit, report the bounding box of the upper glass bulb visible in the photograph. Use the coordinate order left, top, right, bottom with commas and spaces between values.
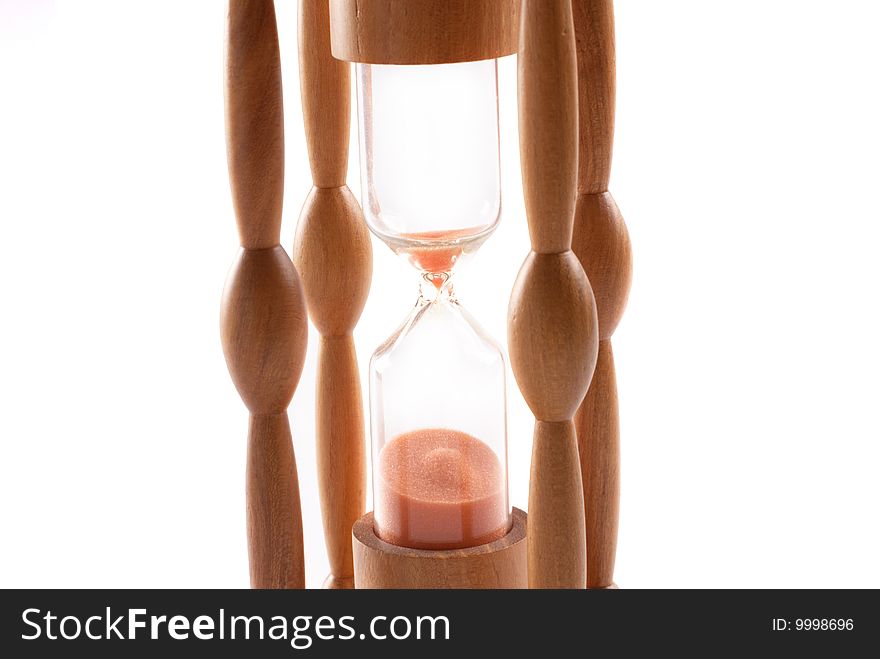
357, 59, 502, 274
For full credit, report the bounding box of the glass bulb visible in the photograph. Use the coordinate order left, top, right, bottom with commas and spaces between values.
370, 282, 509, 550
357, 59, 501, 274
357, 58, 510, 550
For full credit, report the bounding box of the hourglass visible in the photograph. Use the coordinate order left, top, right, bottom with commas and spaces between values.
223, 0, 630, 591
329, 0, 527, 588
362, 58, 511, 550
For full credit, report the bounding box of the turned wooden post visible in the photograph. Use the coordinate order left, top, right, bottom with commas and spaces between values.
509, 0, 599, 589
293, 0, 372, 590
221, 0, 308, 589
571, 0, 632, 589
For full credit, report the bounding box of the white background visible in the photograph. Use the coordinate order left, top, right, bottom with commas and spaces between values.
1, 0, 878, 588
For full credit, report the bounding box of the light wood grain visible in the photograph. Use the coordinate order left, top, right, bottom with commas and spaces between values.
300, 0, 350, 188
225, 0, 285, 250
315, 335, 366, 589
222, 0, 308, 589
518, 0, 579, 254
528, 421, 586, 588
573, 0, 616, 194
509, 252, 598, 423
221, 249, 308, 590
352, 509, 527, 588
571, 0, 631, 589
221, 247, 308, 415
247, 414, 306, 589
293, 187, 372, 337
510, 0, 598, 588
295, 0, 372, 591
572, 191, 631, 339
575, 340, 619, 588
329, 0, 521, 65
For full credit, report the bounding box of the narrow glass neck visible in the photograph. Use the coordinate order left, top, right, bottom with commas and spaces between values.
418, 271, 455, 304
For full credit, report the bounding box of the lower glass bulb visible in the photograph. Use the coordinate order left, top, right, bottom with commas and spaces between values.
369, 281, 511, 550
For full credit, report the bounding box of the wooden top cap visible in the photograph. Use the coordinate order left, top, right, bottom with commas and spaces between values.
329, 0, 521, 64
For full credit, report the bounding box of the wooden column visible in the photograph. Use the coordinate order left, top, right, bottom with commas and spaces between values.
509, 0, 599, 589
571, 0, 632, 589
293, 0, 372, 590
221, 0, 308, 589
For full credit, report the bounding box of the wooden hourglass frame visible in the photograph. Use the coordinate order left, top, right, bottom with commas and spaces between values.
220, 0, 630, 590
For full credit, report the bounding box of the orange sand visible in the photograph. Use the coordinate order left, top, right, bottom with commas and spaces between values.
402, 227, 486, 275
375, 428, 509, 550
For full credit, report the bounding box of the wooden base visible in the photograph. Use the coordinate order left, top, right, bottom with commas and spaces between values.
352, 509, 527, 589
322, 575, 355, 590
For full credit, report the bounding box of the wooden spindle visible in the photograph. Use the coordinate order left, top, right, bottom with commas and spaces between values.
293, 0, 372, 590
221, 0, 308, 589
571, 0, 632, 589
509, 0, 599, 589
